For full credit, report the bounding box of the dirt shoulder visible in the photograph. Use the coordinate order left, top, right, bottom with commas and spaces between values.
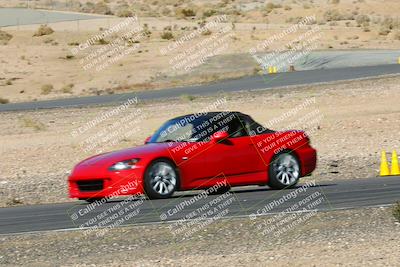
0, 206, 399, 266
0, 75, 399, 207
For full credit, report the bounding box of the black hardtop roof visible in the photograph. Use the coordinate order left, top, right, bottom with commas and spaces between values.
171, 111, 247, 121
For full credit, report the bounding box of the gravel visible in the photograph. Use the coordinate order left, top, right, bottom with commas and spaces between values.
0, 207, 399, 266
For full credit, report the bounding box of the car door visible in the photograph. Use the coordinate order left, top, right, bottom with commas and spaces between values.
167, 140, 218, 188
215, 114, 265, 180
163, 116, 226, 189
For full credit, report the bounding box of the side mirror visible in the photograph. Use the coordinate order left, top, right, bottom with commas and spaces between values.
144, 136, 151, 144
212, 131, 229, 143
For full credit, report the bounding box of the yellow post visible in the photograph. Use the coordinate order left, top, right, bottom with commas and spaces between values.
391, 150, 400, 175
268, 66, 273, 74
273, 66, 277, 73
380, 150, 390, 176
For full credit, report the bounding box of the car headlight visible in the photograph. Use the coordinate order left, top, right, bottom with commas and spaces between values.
109, 159, 140, 171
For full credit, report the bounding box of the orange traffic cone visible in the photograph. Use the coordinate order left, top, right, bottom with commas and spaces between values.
391, 150, 400, 175
380, 150, 390, 176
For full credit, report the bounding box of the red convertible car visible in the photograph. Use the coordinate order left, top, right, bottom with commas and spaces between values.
69, 111, 317, 201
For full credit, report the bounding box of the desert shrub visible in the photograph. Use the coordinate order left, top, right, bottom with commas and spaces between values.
324, 10, 354, 22
393, 31, 400, 40
176, 8, 196, 18
21, 116, 46, 131
287, 16, 316, 25
182, 8, 196, 17
0, 97, 9, 104
116, 8, 133, 17
284, 5, 292, 11
84, 1, 112, 15
324, 10, 343, 21
393, 202, 400, 222
330, 0, 340, 4
203, 9, 217, 18
379, 27, 391, 36
161, 31, 174, 40
62, 83, 74, 93
381, 17, 400, 30
180, 94, 196, 102
33, 25, 54, 37
95, 38, 109, 45
265, 3, 281, 13
0, 30, 13, 45
41, 84, 53, 95
356, 15, 370, 27
6, 197, 23, 206
202, 29, 212, 35
68, 41, 80, 46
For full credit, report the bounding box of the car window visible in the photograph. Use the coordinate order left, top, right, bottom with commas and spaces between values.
239, 115, 274, 136
157, 123, 195, 143
226, 115, 248, 138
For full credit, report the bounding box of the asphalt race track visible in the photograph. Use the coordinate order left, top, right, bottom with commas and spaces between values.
1, 64, 400, 112
0, 176, 399, 235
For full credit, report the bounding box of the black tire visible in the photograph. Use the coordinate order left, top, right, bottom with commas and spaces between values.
144, 159, 179, 199
268, 151, 301, 190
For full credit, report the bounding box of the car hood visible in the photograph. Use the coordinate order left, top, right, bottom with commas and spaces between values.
77, 143, 170, 167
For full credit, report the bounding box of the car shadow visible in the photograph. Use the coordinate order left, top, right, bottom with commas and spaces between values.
79, 182, 337, 205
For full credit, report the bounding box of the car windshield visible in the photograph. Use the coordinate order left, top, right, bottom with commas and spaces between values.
149, 113, 236, 143
149, 116, 207, 143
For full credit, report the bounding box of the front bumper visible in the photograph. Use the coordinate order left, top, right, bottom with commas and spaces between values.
68, 166, 145, 199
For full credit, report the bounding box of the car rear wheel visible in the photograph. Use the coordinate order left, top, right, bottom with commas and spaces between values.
268, 151, 300, 189
144, 159, 179, 199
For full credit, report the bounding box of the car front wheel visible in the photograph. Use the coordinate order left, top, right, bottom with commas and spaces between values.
144, 159, 179, 199
268, 151, 300, 189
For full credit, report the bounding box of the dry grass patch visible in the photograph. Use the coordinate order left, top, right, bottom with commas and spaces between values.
41, 84, 53, 95
20, 116, 46, 131
161, 31, 174, 40
393, 202, 400, 222
0, 30, 13, 45
33, 25, 54, 37
61, 83, 74, 94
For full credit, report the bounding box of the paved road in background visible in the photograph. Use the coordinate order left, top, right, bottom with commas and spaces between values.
1, 64, 400, 112
0, 176, 399, 235
0, 8, 102, 27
